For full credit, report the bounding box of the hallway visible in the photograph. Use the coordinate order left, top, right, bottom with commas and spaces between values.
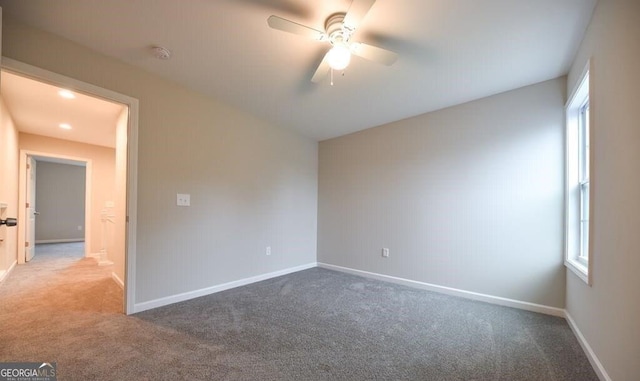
0, 242, 123, 362
0, 242, 121, 312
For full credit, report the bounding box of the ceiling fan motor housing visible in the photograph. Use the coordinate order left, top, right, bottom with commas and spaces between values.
325, 13, 350, 44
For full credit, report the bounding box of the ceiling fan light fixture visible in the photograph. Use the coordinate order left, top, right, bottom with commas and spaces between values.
327, 43, 351, 71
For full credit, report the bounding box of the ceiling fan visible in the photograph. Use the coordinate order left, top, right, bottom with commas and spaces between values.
267, 0, 398, 84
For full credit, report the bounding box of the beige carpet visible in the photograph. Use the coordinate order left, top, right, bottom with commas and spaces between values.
0, 242, 123, 370
0, 242, 122, 314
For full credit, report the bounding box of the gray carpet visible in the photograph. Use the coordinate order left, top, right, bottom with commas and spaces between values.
0, 244, 598, 380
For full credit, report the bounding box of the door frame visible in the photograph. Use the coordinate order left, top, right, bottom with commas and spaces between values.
3, 57, 139, 315
18, 152, 92, 261
25, 155, 36, 262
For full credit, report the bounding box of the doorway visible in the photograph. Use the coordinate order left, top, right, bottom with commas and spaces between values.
25, 155, 90, 261
1, 58, 139, 314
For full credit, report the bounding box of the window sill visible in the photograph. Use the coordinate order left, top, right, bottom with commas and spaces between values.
565, 258, 591, 286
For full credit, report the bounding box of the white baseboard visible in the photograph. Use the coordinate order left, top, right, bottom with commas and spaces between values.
111, 272, 124, 290
0, 260, 17, 283
35, 239, 84, 244
87, 252, 100, 258
133, 262, 317, 313
317, 263, 566, 317
565, 312, 611, 381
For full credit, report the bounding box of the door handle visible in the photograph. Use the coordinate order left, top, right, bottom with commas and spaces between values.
34, 211, 40, 216
1, 218, 17, 227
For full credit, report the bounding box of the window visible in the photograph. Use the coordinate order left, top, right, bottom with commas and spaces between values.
565, 63, 591, 284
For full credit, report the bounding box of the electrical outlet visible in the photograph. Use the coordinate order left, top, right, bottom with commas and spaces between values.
177, 193, 190, 206
382, 248, 389, 258
266, 246, 271, 256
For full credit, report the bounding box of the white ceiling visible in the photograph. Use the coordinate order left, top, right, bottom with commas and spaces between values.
1, 71, 125, 148
0, 0, 597, 141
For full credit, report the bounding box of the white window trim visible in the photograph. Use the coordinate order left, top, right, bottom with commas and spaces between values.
564, 60, 593, 285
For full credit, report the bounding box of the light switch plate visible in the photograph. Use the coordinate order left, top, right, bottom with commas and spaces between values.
177, 193, 190, 206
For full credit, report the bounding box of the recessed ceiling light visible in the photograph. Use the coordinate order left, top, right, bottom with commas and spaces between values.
58, 89, 76, 99
59, 123, 72, 130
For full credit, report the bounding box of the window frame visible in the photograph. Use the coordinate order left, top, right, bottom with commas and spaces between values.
564, 61, 592, 285
578, 100, 589, 267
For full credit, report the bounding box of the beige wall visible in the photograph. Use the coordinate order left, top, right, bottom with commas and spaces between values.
0, 96, 19, 280
19, 133, 115, 255
566, 1, 640, 380
35, 161, 86, 242
319, 78, 567, 308
1, 17, 318, 304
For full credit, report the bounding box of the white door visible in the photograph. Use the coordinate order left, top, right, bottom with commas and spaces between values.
25, 156, 36, 262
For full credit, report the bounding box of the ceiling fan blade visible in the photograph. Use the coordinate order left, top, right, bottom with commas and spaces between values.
311, 52, 331, 83
344, 0, 376, 30
267, 15, 326, 40
351, 42, 398, 66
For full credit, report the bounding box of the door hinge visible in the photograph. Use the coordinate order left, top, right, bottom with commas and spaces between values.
27, 163, 30, 169
26, 242, 30, 247
26, 202, 30, 208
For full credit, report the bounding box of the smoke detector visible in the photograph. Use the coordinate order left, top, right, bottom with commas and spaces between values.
151, 46, 171, 60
